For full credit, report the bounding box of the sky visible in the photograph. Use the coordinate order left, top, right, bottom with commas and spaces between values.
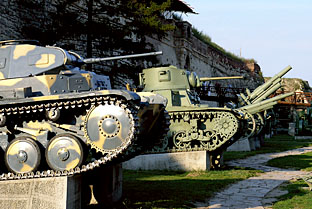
181, 0, 312, 84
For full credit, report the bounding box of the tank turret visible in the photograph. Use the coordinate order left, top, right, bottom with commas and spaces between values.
139, 65, 243, 106
140, 65, 293, 168
0, 40, 169, 179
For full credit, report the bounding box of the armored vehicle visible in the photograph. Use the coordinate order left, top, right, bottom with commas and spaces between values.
139, 65, 293, 168
0, 40, 169, 180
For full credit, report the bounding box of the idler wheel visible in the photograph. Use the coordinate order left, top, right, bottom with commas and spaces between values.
84, 102, 134, 154
45, 134, 84, 171
5, 137, 41, 174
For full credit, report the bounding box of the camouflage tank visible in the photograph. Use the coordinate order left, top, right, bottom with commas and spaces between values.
139, 65, 293, 168
0, 40, 169, 180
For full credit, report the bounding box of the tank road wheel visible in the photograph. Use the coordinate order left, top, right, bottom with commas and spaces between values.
45, 134, 84, 171
5, 137, 41, 174
84, 101, 136, 154
173, 131, 191, 149
200, 131, 217, 150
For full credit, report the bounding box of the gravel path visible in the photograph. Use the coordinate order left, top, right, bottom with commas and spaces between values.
194, 146, 312, 209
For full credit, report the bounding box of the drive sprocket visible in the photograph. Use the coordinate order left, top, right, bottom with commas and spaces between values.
84, 99, 137, 154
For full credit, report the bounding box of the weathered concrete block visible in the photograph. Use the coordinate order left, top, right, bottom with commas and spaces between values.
0, 175, 81, 209
123, 151, 211, 171
255, 136, 261, 149
288, 123, 296, 136
227, 137, 251, 151
248, 137, 256, 150
0, 164, 124, 209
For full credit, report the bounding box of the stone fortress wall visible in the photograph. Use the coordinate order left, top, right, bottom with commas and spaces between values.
148, 20, 263, 90
0, 0, 264, 92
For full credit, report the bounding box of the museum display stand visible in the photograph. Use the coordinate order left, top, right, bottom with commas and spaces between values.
0, 164, 122, 209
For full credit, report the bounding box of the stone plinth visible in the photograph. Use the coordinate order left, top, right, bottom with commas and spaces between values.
288, 123, 296, 136
0, 175, 81, 209
0, 164, 123, 209
123, 151, 211, 171
227, 137, 252, 151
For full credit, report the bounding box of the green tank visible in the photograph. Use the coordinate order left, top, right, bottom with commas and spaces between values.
139, 65, 293, 168
0, 40, 169, 180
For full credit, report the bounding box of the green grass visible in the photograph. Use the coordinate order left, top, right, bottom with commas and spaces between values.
267, 152, 312, 171
122, 169, 259, 208
192, 27, 257, 64
263, 141, 312, 208
224, 134, 312, 162
119, 135, 312, 208
272, 180, 312, 209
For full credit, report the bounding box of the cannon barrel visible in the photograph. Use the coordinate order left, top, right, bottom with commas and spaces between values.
249, 65, 292, 100
239, 92, 294, 112
83, 51, 163, 64
247, 103, 276, 115
252, 81, 282, 103
199, 76, 243, 82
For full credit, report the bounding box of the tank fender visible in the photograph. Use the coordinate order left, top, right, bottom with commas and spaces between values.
136, 92, 168, 106
103, 89, 141, 102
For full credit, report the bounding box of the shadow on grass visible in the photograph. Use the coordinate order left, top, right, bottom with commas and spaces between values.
121, 169, 259, 209
123, 178, 240, 208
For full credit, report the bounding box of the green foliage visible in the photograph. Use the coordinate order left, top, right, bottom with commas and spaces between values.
127, 0, 175, 32
122, 169, 259, 208
192, 27, 257, 64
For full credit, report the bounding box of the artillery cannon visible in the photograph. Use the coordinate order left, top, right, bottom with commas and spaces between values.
237, 66, 294, 137
0, 40, 169, 180
139, 65, 293, 168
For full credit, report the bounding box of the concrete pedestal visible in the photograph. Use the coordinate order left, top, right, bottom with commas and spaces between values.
0, 175, 81, 209
123, 151, 211, 171
227, 137, 252, 151
0, 164, 123, 209
288, 123, 296, 136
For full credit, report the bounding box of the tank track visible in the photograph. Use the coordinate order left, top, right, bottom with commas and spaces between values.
0, 95, 140, 181
147, 109, 241, 154
145, 110, 241, 169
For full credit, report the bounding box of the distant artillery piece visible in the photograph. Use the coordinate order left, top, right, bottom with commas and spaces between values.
236, 65, 294, 138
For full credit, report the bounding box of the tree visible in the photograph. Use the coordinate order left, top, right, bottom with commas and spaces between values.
17, 0, 175, 88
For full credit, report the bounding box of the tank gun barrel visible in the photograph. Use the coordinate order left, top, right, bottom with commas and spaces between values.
199, 76, 244, 82
249, 65, 292, 100
83, 51, 163, 64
